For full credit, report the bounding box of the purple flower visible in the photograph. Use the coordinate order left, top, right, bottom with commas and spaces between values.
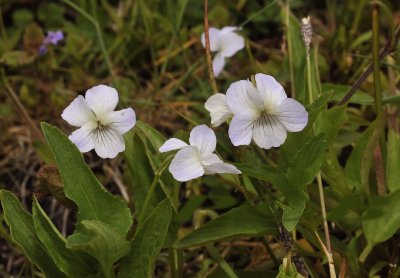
38, 30, 64, 55
44, 31, 64, 45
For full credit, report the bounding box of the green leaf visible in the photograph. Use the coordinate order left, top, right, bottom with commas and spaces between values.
282, 202, 306, 232
0, 190, 66, 277
67, 220, 130, 277
386, 129, 400, 192
362, 191, 400, 243
124, 130, 160, 219
32, 197, 98, 277
276, 257, 304, 278
321, 83, 374, 105
316, 105, 348, 146
174, 203, 278, 249
345, 114, 386, 191
2, 50, 34, 66
286, 134, 327, 188
41, 123, 132, 235
118, 199, 173, 278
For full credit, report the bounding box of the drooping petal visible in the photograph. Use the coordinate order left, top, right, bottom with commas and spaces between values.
92, 127, 125, 159
61, 95, 94, 127
212, 53, 225, 77
85, 85, 119, 116
252, 114, 287, 149
189, 125, 216, 154
68, 121, 97, 152
204, 93, 232, 126
159, 138, 188, 153
169, 146, 204, 182
275, 98, 308, 132
201, 153, 223, 165
225, 80, 263, 115
219, 32, 244, 58
201, 27, 220, 52
104, 108, 136, 134
228, 112, 256, 146
255, 74, 287, 111
204, 163, 241, 175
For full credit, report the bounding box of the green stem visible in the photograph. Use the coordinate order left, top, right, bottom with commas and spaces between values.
137, 155, 174, 225
169, 248, 183, 278
63, 0, 116, 85
285, 1, 296, 98
206, 245, 238, 278
306, 54, 313, 103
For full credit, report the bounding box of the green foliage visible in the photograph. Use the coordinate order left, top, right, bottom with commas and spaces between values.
362, 190, 400, 244
119, 199, 173, 278
175, 203, 277, 249
67, 220, 130, 277
345, 114, 386, 191
0, 190, 66, 277
41, 123, 132, 235
386, 129, 400, 192
32, 197, 98, 277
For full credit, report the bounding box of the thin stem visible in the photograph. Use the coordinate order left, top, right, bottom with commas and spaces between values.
168, 247, 183, 278
285, 1, 296, 98
1, 70, 44, 142
137, 155, 174, 225
372, 4, 382, 114
206, 245, 238, 278
203, 0, 218, 93
372, 4, 387, 166
63, 0, 116, 85
306, 54, 313, 103
306, 39, 335, 276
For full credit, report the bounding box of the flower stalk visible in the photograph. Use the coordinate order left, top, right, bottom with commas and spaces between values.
137, 155, 174, 226
203, 0, 218, 93
302, 16, 336, 277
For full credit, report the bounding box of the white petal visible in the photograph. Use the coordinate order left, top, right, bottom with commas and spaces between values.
275, 98, 308, 132
204, 93, 232, 126
201, 153, 223, 165
189, 125, 216, 154
69, 121, 97, 152
169, 146, 204, 182
255, 74, 287, 111
219, 32, 245, 58
61, 95, 94, 127
204, 163, 241, 175
228, 112, 256, 146
225, 80, 263, 114
220, 26, 238, 35
212, 53, 225, 77
159, 138, 188, 153
85, 85, 119, 115
252, 114, 287, 149
201, 27, 220, 52
104, 108, 136, 134
92, 127, 125, 159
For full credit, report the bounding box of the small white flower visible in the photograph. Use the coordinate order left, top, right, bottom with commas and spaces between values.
159, 125, 241, 182
204, 93, 232, 126
201, 26, 245, 77
226, 74, 308, 149
61, 85, 136, 159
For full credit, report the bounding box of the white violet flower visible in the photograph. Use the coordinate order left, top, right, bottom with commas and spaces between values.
201, 26, 245, 77
61, 85, 136, 159
159, 125, 241, 182
204, 93, 232, 126
226, 74, 308, 149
